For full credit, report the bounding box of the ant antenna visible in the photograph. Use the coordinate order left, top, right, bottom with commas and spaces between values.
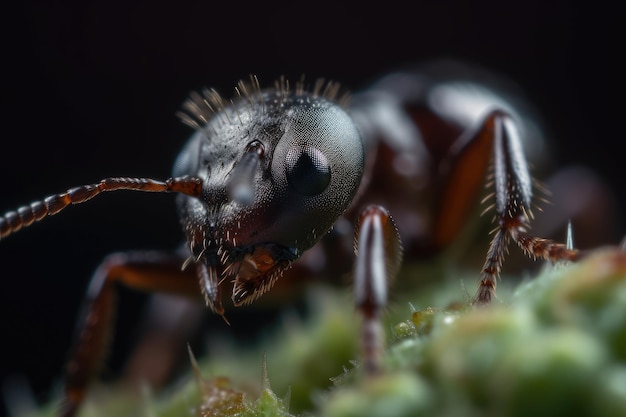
0, 176, 203, 240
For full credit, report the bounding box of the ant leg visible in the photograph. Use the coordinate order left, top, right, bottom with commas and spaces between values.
471, 111, 580, 304
353, 205, 402, 375
121, 293, 205, 388
427, 109, 582, 304
429, 109, 501, 250
60, 250, 201, 417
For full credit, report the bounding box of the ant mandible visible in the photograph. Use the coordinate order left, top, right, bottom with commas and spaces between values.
0, 60, 582, 416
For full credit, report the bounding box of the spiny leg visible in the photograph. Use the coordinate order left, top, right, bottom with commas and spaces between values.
473, 111, 580, 305
353, 205, 402, 375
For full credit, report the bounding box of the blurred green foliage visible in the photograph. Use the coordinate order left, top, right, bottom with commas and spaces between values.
30, 248, 626, 417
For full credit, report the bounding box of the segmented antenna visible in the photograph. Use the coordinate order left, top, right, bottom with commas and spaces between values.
0, 176, 203, 240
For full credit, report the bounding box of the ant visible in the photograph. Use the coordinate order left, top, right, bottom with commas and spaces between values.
0, 60, 590, 416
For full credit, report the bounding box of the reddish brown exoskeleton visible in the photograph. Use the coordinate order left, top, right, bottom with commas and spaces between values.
0, 61, 590, 416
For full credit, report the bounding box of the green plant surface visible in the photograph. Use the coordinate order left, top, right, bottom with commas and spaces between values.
26, 247, 626, 417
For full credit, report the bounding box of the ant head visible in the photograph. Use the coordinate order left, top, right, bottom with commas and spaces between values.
174, 78, 364, 308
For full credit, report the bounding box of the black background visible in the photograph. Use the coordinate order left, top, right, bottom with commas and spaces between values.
1, 0, 623, 414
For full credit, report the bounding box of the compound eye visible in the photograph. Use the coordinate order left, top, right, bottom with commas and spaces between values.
270, 101, 364, 246
285, 146, 331, 196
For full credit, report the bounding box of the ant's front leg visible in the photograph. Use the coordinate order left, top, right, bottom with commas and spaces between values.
465, 111, 581, 304
353, 205, 402, 375
60, 250, 202, 417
